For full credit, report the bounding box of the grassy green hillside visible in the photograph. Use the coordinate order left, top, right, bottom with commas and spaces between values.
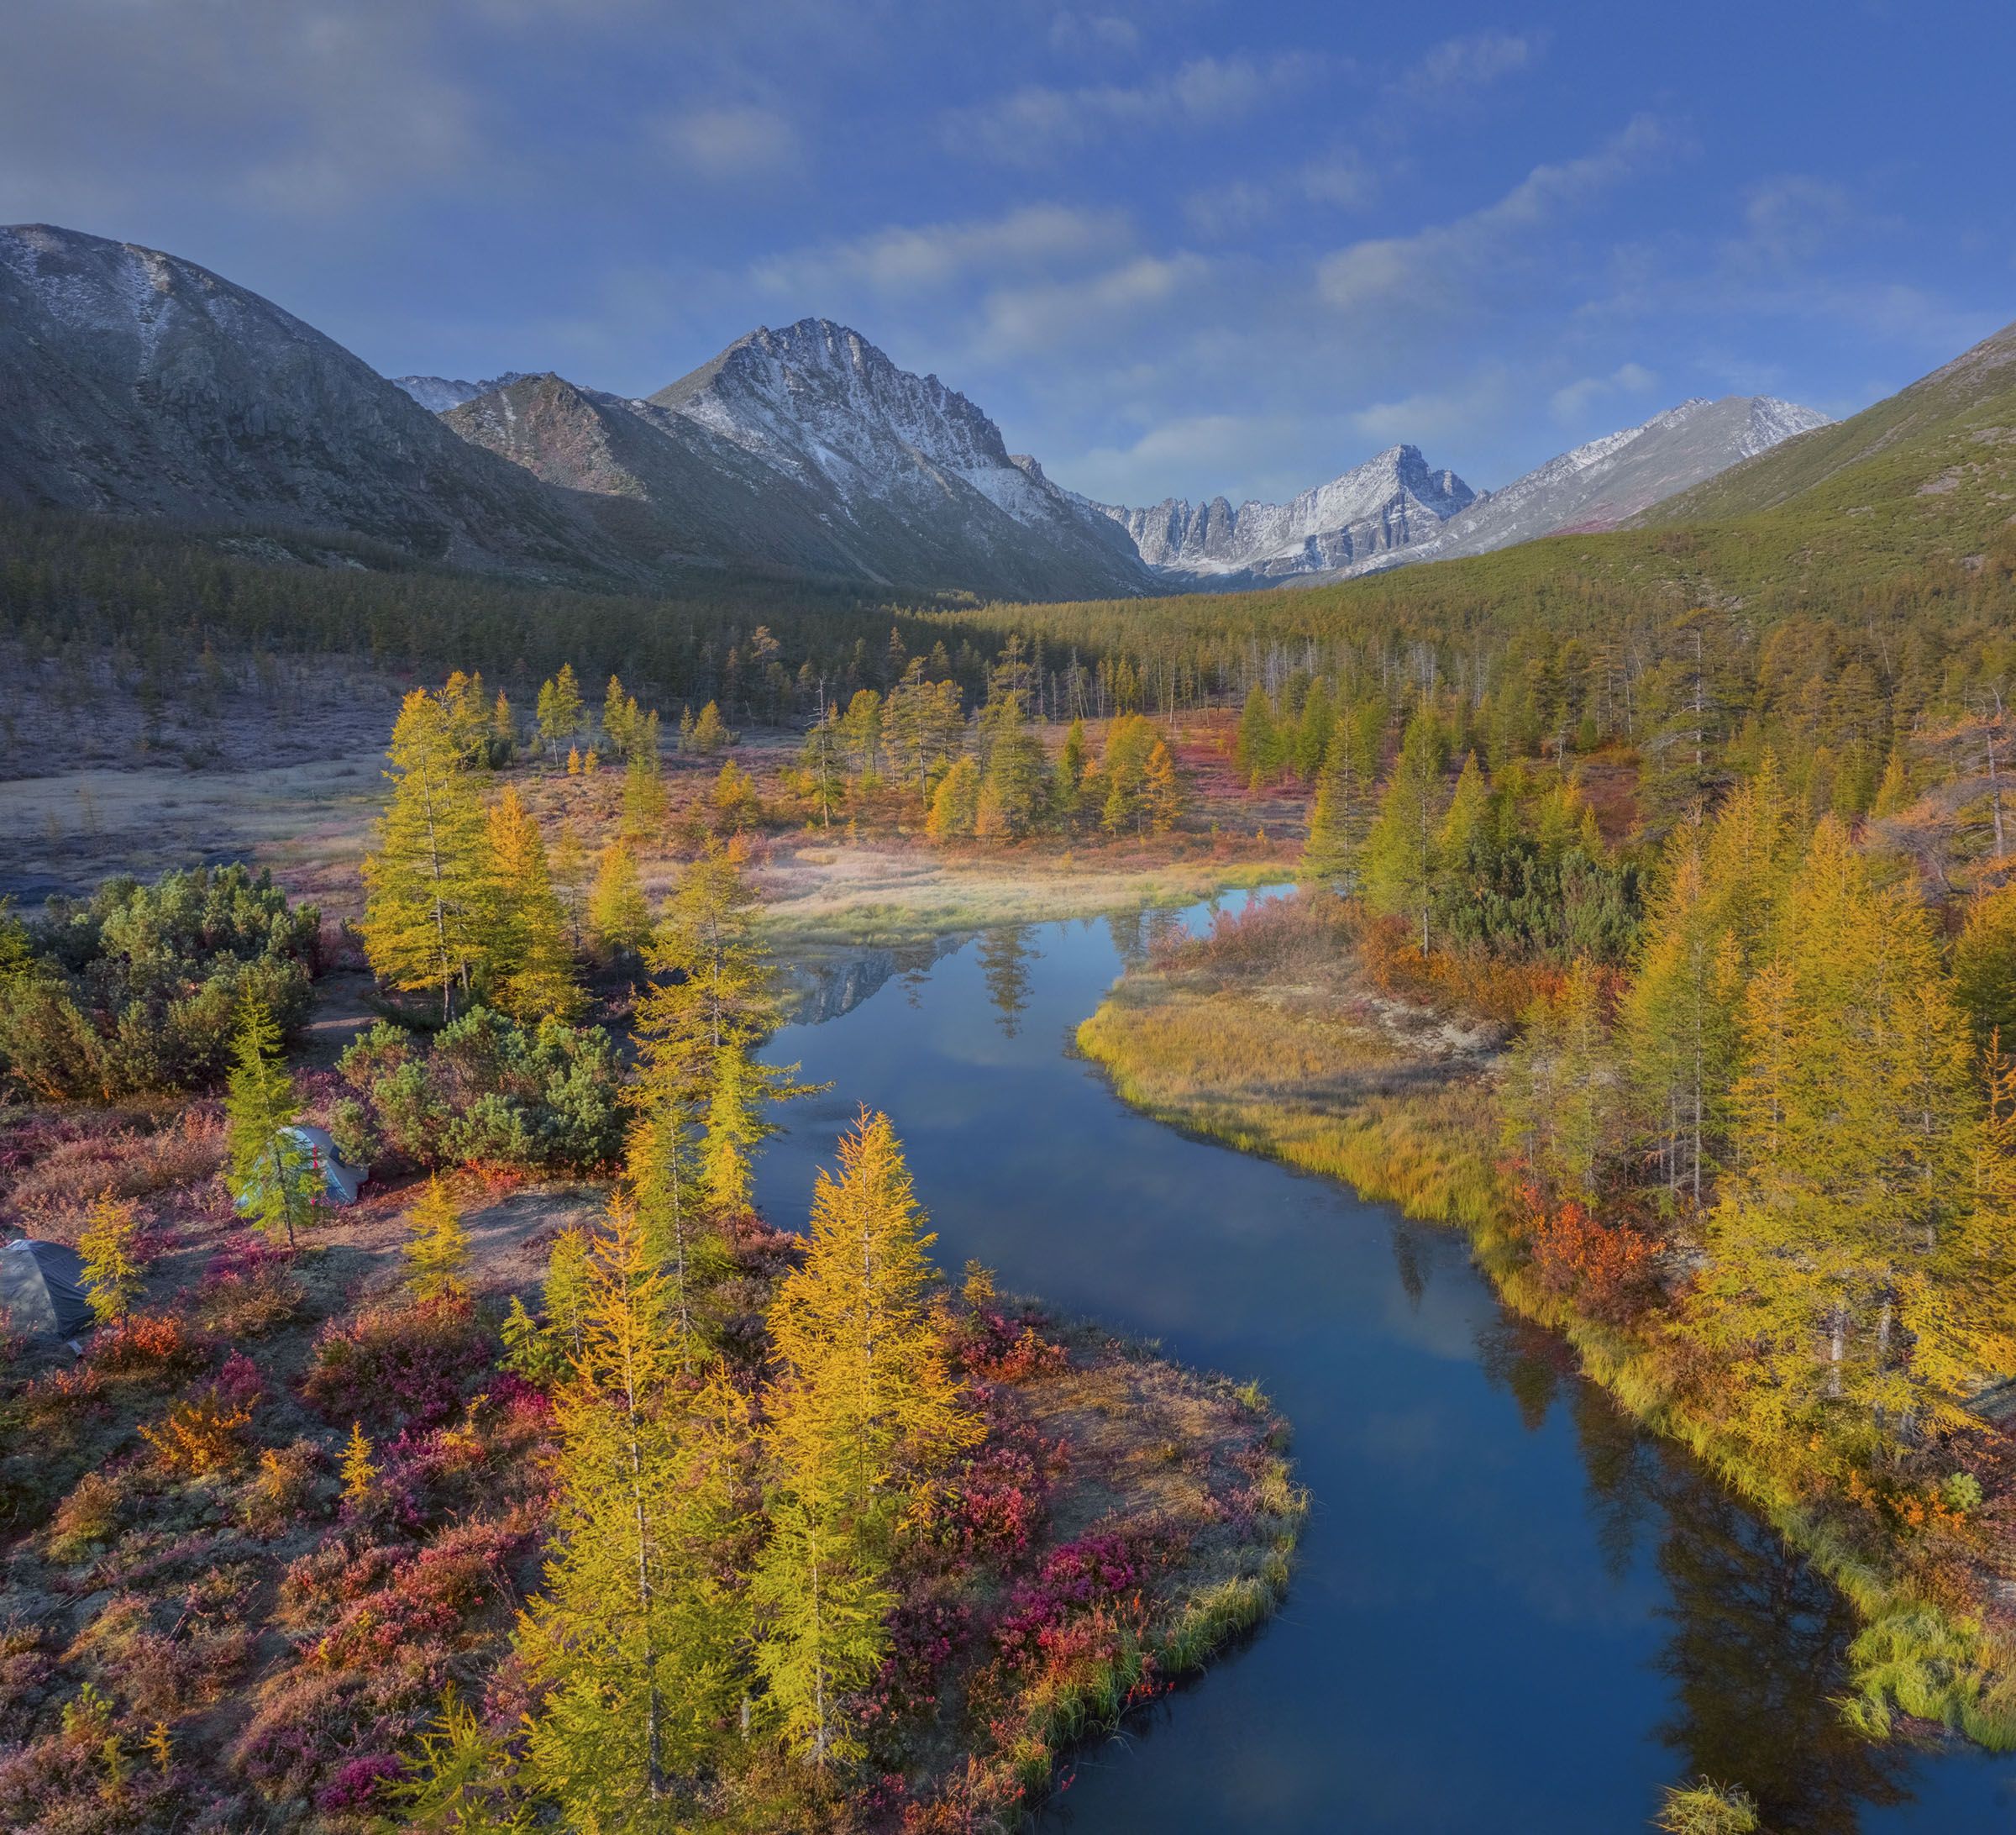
1646, 317, 2016, 535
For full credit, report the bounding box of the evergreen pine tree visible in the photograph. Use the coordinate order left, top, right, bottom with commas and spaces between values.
1234, 684, 1276, 784
1301, 729, 1374, 889
1294, 678, 1336, 781
1362, 707, 1448, 951
1058, 717, 1089, 821
974, 692, 1050, 839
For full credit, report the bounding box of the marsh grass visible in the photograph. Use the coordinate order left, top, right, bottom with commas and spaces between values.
1078, 895, 2016, 1750
759, 851, 1287, 949
1077, 974, 1500, 1229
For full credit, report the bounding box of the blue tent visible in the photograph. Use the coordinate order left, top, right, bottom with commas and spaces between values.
1, 1238, 96, 1339
231, 1124, 369, 1212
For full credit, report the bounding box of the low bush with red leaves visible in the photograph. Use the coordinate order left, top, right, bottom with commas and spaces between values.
302, 1294, 497, 1430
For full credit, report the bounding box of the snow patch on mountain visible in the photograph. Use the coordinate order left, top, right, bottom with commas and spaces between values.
1079, 446, 1475, 582
391, 371, 533, 413
1365, 395, 1835, 575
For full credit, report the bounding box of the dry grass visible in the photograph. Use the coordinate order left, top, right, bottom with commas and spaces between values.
1078, 959, 1502, 1230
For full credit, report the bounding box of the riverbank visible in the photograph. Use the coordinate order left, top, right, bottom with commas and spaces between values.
0, 1088, 1302, 1832
1075, 891, 2016, 1754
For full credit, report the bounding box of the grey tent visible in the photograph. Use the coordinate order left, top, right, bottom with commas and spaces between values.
232, 1124, 368, 1213
1, 1238, 97, 1339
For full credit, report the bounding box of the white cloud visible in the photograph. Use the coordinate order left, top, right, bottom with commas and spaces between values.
1727, 175, 1854, 269
1549, 360, 1657, 423
753, 203, 1129, 296
1184, 150, 1375, 238
976, 251, 1210, 355
0, 2, 483, 218
1317, 114, 1670, 312
1064, 410, 1304, 504
944, 53, 1329, 163
1394, 30, 1540, 104
1348, 370, 1514, 448
654, 104, 799, 178
1047, 10, 1140, 55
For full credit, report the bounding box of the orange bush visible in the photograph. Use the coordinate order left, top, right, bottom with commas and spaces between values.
1526, 1194, 1660, 1323
89, 1311, 206, 1380
140, 1391, 253, 1473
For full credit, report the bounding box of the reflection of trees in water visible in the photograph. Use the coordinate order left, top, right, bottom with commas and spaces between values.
1105, 909, 1149, 970
1475, 1314, 1577, 1433
1651, 1464, 1914, 1833
1389, 1217, 1430, 1312
1473, 1309, 1917, 1833
979, 926, 1037, 1037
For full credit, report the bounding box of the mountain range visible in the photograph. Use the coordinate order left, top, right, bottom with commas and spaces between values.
0, 221, 1835, 602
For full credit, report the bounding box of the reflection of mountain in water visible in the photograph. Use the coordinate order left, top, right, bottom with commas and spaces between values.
778, 937, 968, 1026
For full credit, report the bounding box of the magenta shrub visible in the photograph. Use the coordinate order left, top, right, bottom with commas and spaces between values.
302, 1295, 496, 1429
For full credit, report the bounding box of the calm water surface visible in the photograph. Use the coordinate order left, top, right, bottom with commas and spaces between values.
756, 892, 2016, 1833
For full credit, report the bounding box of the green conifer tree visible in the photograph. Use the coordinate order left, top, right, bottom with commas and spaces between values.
225, 998, 314, 1248
1362, 707, 1448, 951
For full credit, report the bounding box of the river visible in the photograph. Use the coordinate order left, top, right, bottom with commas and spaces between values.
755, 891, 2015, 1832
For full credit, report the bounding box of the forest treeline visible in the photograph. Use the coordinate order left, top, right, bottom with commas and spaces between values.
13, 471, 2016, 840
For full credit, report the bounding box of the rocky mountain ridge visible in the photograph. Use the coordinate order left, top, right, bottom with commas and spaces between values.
0, 220, 1843, 604
0, 223, 617, 581
1078, 446, 1476, 584
1368, 395, 1834, 575
391, 371, 532, 413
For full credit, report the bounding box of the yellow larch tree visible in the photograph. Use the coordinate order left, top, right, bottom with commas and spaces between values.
360, 688, 494, 1020
484, 786, 580, 1022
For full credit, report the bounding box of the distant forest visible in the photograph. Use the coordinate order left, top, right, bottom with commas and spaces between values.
8, 478, 2016, 854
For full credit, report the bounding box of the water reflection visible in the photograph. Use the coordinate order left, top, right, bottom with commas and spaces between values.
978, 925, 1037, 1037
759, 894, 2010, 1832
1476, 1291, 1934, 1832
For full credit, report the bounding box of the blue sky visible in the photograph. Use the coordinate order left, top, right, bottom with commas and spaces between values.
3, 0, 2012, 507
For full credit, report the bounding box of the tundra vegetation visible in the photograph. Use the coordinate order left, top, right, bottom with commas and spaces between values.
0, 678, 1302, 1834
1082, 673, 2016, 1766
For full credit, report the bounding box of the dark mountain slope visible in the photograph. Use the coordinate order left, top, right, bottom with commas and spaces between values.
0, 223, 617, 581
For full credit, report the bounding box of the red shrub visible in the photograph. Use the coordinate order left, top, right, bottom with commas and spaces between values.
88, 1310, 207, 1380
959, 1308, 1069, 1383
302, 1294, 496, 1429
